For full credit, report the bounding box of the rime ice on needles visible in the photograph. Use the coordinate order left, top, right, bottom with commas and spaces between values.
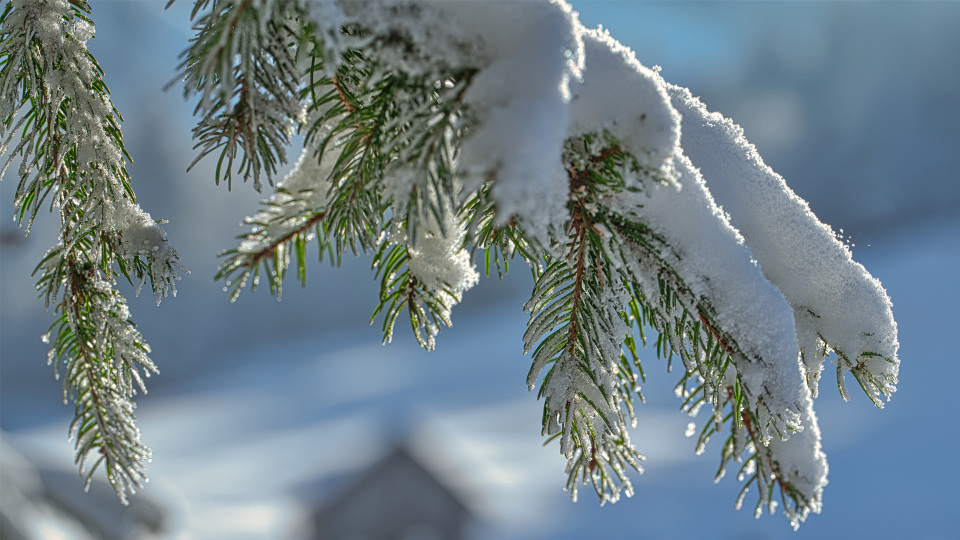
1, 0, 184, 502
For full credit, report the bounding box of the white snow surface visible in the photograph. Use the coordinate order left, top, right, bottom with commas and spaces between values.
669, 85, 900, 401
568, 28, 680, 184
303, 0, 350, 73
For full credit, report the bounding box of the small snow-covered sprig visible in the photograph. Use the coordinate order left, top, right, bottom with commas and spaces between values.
222, 41, 482, 346
1, 0, 183, 503
683, 378, 826, 529
524, 257, 643, 504
375, 177, 477, 349
1, 0, 185, 302
302, 45, 478, 248
217, 146, 334, 300
523, 138, 647, 504
370, 219, 476, 350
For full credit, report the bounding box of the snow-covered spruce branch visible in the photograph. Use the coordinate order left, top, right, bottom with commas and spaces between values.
0, 0, 893, 523
180, 0, 900, 527
520, 131, 826, 523
0, 0, 185, 502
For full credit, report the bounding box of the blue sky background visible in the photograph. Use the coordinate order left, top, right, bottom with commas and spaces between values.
2, 2, 959, 539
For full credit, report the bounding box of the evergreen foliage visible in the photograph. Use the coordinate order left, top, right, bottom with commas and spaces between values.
0, 0, 900, 529
0, 0, 185, 502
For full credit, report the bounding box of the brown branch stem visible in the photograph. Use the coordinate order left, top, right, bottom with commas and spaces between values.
332, 75, 357, 114
699, 310, 732, 353
242, 210, 328, 268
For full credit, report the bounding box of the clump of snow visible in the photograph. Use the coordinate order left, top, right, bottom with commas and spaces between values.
568, 28, 680, 187
668, 85, 899, 403
405, 189, 479, 303
108, 198, 186, 304
109, 199, 167, 258
380, 168, 419, 209
444, 2, 584, 246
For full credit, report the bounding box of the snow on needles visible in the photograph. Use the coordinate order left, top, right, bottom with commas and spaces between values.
669, 85, 900, 404
567, 27, 829, 518
326, 1, 584, 247
568, 28, 680, 187
404, 197, 479, 312
289, 0, 894, 523
448, 2, 584, 247
569, 17, 818, 457
109, 199, 186, 304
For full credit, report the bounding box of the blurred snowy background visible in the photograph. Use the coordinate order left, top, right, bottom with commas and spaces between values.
2, 1, 958, 538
